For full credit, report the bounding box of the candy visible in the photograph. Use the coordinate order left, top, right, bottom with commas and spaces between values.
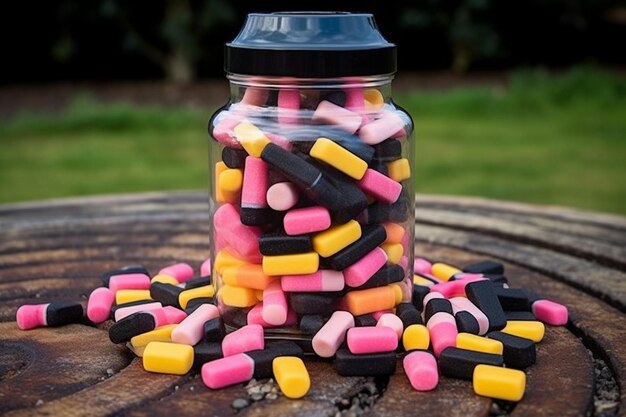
259, 231, 313, 255
427, 311, 458, 357
312, 220, 362, 257
463, 260, 504, 276
283, 206, 331, 235
431, 263, 462, 282
202, 353, 255, 389
532, 299, 568, 325
262, 280, 289, 326
299, 314, 325, 335
455, 311, 481, 335
310, 137, 368, 180
233, 121, 271, 157
221, 285, 258, 307
115, 289, 152, 305
87, 287, 115, 324
501, 320, 545, 343
439, 347, 504, 380
344, 284, 402, 316
222, 324, 265, 357
266, 182, 300, 211
395, 302, 422, 327
494, 287, 532, 311
450, 296, 490, 336
16, 302, 83, 330
403, 324, 430, 351
222, 264, 276, 290
262, 252, 319, 276
158, 263, 194, 283
150, 283, 182, 307
184, 275, 212, 290
193, 342, 224, 369
101, 266, 150, 287
487, 331, 536, 369
171, 304, 220, 346
456, 332, 504, 355
109, 311, 164, 344
325, 224, 387, 270
403, 350, 438, 391
108, 273, 151, 292
247, 341, 304, 378
353, 264, 404, 290
424, 298, 454, 323
473, 364, 526, 401
376, 313, 404, 339
387, 158, 411, 182
380, 242, 403, 264
357, 169, 402, 204
222, 146, 247, 168
281, 270, 345, 292
334, 349, 396, 376
312, 311, 354, 357
465, 281, 507, 332
273, 356, 311, 399
358, 111, 404, 145
151, 274, 179, 286
179, 285, 215, 309
347, 326, 398, 354
240, 156, 269, 225
289, 293, 339, 315
312, 100, 361, 134
278, 89, 300, 124
129, 324, 177, 356
344, 247, 388, 287
143, 341, 194, 375
247, 303, 298, 328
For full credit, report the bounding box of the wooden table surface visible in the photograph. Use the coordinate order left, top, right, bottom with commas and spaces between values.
1, 192, 624, 417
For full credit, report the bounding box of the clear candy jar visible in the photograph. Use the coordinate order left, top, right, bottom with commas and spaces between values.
208, 12, 414, 344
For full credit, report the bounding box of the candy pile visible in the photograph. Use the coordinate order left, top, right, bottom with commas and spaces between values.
16, 257, 568, 403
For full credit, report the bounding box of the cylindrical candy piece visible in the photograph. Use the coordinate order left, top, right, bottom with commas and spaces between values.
87, 287, 115, 324
272, 356, 310, 399
16, 302, 83, 330
143, 341, 194, 375
403, 350, 438, 391
171, 304, 220, 346
312, 311, 355, 358
222, 324, 265, 357
159, 263, 195, 283
201, 353, 255, 389
347, 326, 398, 354
473, 364, 526, 402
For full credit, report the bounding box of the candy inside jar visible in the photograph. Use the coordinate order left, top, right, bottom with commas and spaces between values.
208, 12, 415, 346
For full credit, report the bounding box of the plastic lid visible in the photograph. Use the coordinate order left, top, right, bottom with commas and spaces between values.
225, 12, 396, 78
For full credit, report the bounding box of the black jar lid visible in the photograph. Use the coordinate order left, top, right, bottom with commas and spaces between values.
225, 12, 396, 78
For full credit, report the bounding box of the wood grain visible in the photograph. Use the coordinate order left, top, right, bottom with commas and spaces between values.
0, 192, 624, 416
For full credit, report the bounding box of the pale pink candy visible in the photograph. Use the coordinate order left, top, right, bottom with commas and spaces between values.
347, 326, 398, 354
16, 303, 49, 330
159, 263, 194, 283
403, 351, 439, 391
413, 258, 433, 275
312, 311, 355, 358
213, 203, 262, 262
161, 306, 187, 324
426, 311, 456, 329
212, 115, 243, 148
371, 310, 394, 320
278, 89, 300, 124
398, 256, 409, 272
376, 313, 404, 339
262, 281, 288, 326
281, 270, 345, 292
312, 100, 362, 134
358, 111, 405, 145
222, 324, 264, 357
247, 303, 298, 328
241, 157, 269, 209
421, 292, 445, 321
241, 87, 268, 106
266, 182, 300, 211
450, 297, 490, 336
87, 287, 114, 324
532, 299, 568, 326
344, 248, 388, 288
200, 258, 212, 276
357, 169, 402, 204
171, 304, 219, 345
266, 132, 293, 151
201, 353, 255, 389
114, 302, 163, 322
283, 206, 331, 235
108, 273, 150, 292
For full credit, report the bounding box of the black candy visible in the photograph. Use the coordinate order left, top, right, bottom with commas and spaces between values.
288, 293, 339, 316
465, 280, 507, 332
325, 225, 387, 270
185, 298, 216, 315
247, 341, 304, 379
299, 315, 325, 335
424, 298, 454, 323
494, 287, 531, 311
222, 147, 248, 169
203, 317, 226, 342
259, 231, 312, 255
439, 347, 504, 380
353, 264, 405, 291
193, 342, 223, 370
487, 331, 536, 369
46, 302, 84, 327
101, 266, 150, 287
240, 207, 270, 226
150, 282, 182, 307
411, 284, 430, 311
462, 260, 504, 276
110, 299, 155, 320
109, 312, 155, 344
505, 311, 537, 321
354, 314, 378, 327
396, 302, 422, 327
334, 349, 397, 376
365, 191, 410, 223
483, 274, 509, 285
455, 311, 480, 334
184, 275, 212, 290
373, 139, 402, 161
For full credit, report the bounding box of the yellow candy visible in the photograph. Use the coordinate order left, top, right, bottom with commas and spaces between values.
262, 252, 319, 276
221, 285, 258, 307
130, 324, 177, 357
456, 333, 503, 355
143, 341, 194, 375
179, 285, 215, 309
403, 324, 430, 351
431, 263, 461, 282
151, 274, 180, 285
381, 242, 403, 264
310, 137, 368, 180
214, 250, 247, 275
312, 220, 361, 257
502, 320, 545, 342
218, 168, 243, 195
115, 289, 152, 305
272, 356, 310, 399
214, 162, 230, 203
473, 364, 526, 401
364, 88, 385, 109
413, 275, 434, 287
233, 121, 271, 157
387, 158, 411, 182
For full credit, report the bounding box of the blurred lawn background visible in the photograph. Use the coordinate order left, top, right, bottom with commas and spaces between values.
2, 67, 625, 214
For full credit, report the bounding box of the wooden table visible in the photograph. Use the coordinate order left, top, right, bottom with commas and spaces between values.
1, 192, 624, 417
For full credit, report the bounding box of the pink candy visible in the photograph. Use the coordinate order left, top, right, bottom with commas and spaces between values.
357, 169, 402, 204
312, 311, 354, 358
87, 287, 114, 324
377, 313, 404, 339
108, 273, 151, 292
241, 157, 268, 210
114, 302, 163, 322
358, 111, 405, 145
429, 275, 486, 299
404, 350, 438, 391
16, 303, 49, 330
427, 311, 458, 357
171, 304, 219, 345
278, 89, 300, 124
532, 299, 568, 326
262, 281, 288, 326
213, 203, 262, 262
344, 248, 388, 288
312, 100, 362, 134
202, 353, 255, 389
450, 297, 490, 336
283, 206, 331, 235
347, 326, 398, 354
414, 258, 433, 276
247, 303, 298, 328
222, 324, 265, 357
281, 270, 345, 292
200, 258, 212, 276
158, 263, 194, 283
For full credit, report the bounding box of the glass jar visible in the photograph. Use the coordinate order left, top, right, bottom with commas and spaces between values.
208, 12, 414, 344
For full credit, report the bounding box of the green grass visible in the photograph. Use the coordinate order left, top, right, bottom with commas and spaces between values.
1, 67, 625, 214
